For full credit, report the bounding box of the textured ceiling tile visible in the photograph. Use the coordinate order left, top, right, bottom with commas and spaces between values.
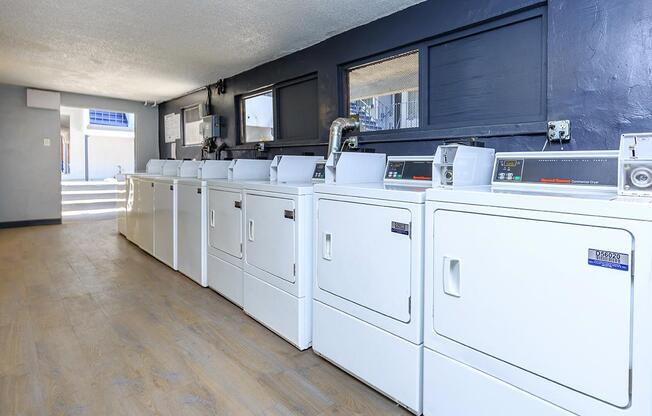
0, 0, 423, 101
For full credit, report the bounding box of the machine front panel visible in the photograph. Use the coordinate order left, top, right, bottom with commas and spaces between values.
493, 156, 618, 186
177, 184, 202, 281
245, 193, 296, 284
153, 182, 174, 266
138, 179, 155, 254
208, 189, 243, 259
431, 209, 632, 407
316, 198, 412, 322
385, 160, 432, 181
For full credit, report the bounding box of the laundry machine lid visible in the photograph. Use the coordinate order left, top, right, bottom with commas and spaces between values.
244, 181, 315, 195
315, 182, 427, 203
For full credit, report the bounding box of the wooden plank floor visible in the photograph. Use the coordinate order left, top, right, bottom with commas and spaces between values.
0, 220, 411, 416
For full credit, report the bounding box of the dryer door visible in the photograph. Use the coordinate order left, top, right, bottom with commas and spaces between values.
208, 188, 242, 259
432, 209, 633, 407
316, 198, 412, 323
245, 193, 296, 283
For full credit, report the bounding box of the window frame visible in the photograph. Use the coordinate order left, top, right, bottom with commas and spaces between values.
88, 109, 130, 128
341, 46, 423, 138
273, 73, 319, 144
338, 5, 548, 145
181, 104, 204, 147
238, 87, 275, 144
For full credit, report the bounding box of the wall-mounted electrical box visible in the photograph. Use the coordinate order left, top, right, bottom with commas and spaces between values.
200, 115, 221, 139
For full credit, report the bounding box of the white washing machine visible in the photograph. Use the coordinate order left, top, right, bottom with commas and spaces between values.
124, 159, 167, 242
242, 155, 324, 350
206, 159, 273, 307
151, 160, 193, 269
313, 152, 432, 414
423, 149, 652, 416
176, 160, 232, 286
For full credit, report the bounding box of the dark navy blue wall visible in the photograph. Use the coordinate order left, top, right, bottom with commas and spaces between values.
159, 0, 652, 160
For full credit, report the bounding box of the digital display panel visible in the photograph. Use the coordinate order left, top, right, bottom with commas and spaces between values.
386, 160, 432, 180
494, 156, 618, 186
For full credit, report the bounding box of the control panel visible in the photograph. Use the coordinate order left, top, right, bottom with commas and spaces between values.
493, 151, 619, 188
312, 160, 326, 182
384, 157, 433, 183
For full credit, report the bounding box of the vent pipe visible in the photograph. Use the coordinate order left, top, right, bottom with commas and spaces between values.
327, 115, 360, 157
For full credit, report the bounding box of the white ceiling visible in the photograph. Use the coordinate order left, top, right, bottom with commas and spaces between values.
0, 0, 423, 102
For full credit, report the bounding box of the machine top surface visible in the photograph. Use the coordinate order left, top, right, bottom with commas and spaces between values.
426, 185, 652, 221
314, 181, 428, 203
243, 180, 316, 196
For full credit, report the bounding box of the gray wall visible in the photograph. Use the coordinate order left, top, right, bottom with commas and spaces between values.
0, 84, 61, 223
61, 91, 159, 172
0, 83, 159, 224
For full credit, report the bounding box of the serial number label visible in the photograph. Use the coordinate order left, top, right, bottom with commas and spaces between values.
391, 221, 410, 236
588, 249, 629, 272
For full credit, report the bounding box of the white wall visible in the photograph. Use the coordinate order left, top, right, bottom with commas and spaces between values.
88, 135, 134, 179
61, 107, 85, 180
60, 92, 158, 172
61, 107, 136, 180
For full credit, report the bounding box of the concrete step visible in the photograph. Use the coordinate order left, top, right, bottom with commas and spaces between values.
62, 207, 124, 222
62, 198, 124, 211
61, 189, 126, 201
61, 181, 124, 192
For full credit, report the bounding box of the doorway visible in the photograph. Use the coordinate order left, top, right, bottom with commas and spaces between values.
60, 106, 135, 221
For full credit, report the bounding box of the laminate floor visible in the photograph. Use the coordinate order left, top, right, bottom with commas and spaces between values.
0, 220, 411, 416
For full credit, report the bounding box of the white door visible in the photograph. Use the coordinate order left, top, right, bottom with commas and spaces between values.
431, 209, 633, 407
139, 180, 155, 254
208, 188, 242, 259
153, 182, 174, 267
316, 198, 412, 322
245, 193, 296, 283
178, 184, 202, 282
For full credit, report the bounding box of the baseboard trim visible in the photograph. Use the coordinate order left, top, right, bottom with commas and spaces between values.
0, 218, 62, 229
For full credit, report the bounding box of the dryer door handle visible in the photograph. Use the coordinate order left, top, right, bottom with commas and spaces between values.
210, 209, 215, 228
248, 219, 255, 242
322, 232, 332, 261
443, 256, 461, 297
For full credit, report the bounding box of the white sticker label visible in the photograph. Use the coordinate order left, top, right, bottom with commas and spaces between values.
588, 249, 629, 272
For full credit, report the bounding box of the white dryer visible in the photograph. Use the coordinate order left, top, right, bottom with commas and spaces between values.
151, 160, 194, 269
423, 149, 652, 416
176, 160, 231, 286
134, 160, 181, 254
313, 152, 432, 414
206, 159, 273, 307
125, 159, 167, 243
242, 155, 323, 350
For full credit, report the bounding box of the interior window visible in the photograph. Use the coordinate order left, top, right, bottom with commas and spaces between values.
348, 51, 419, 132
241, 90, 274, 143
183, 105, 203, 146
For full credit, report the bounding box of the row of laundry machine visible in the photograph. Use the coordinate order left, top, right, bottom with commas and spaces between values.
119, 132, 652, 416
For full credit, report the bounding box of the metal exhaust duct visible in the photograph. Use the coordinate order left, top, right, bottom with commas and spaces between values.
327, 115, 360, 157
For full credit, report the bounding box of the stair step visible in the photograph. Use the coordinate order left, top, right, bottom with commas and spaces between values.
62, 207, 124, 222
62, 190, 125, 201
61, 183, 123, 192
62, 199, 123, 211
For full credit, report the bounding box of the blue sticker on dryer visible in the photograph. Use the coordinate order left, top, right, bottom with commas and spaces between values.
588, 249, 629, 271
